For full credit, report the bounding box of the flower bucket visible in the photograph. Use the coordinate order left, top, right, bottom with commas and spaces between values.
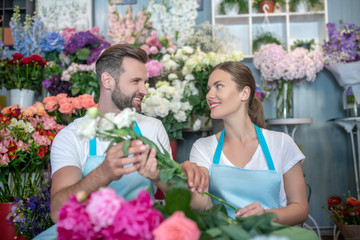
276, 81, 293, 118
0, 202, 27, 240
9, 89, 35, 108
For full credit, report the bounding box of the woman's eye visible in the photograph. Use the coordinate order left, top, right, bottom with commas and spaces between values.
216, 84, 223, 89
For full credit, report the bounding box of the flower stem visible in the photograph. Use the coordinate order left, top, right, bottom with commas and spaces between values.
203, 191, 239, 212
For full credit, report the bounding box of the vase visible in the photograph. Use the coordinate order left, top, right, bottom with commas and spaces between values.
224, 4, 239, 15
259, 1, 275, 13
0, 202, 27, 240
344, 86, 360, 117
276, 80, 294, 118
295, 1, 308, 12
9, 89, 35, 108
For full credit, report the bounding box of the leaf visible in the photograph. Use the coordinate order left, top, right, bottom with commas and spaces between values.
206, 227, 223, 237
112, 128, 130, 138
165, 182, 191, 214
76, 48, 91, 61
220, 225, 251, 240
122, 139, 131, 156
159, 168, 176, 184
189, 95, 201, 106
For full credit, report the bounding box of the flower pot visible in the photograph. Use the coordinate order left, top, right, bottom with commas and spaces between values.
9, 89, 35, 108
276, 80, 293, 118
333, 218, 360, 240
170, 141, 177, 162
259, 1, 275, 13
0, 202, 27, 240
224, 4, 239, 15
295, 1, 308, 12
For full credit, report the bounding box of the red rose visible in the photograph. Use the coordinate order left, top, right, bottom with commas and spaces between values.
31, 54, 43, 62
11, 53, 23, 60
21, 57, 33, 65
328, 196, 342, 207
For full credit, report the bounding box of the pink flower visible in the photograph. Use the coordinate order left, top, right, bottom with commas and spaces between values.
0, 153, 10, 165
57, 195, 99, 240
61, 27, 77, 43
153, 211, 200, 240
141, 44, 151, 55
146, 59, 163, 78
149, 46, 159, 55
86, 188, 124, 232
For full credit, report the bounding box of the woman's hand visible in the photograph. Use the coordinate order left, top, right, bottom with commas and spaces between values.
236, 202, 265, 217
181, 161, 209, 194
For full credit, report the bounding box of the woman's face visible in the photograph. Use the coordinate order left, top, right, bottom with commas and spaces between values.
206, 69, 245, 119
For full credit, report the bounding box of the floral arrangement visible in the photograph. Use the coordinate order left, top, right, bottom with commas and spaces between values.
0, 105, 64, 202
147, 0, 198, 47
64, 30, 110, 65
42, 62, 72, 96
253, 43, 324, 84
0, 40, 8, 58
141, 31, 176, 61
322, 21, 360, 64
40, 32, 65, 64
7, 179, 54, 239
3, 53, 47, 92
255, 84, 270, 101
0, 41, 9, 89
107, 3, 152, 45
10, 6, 46, 56
61, 62, 99, 101
141, 81, 193, 141
326, 193, 360, 225
70, 107, 289, 239
43, 93, 97, 125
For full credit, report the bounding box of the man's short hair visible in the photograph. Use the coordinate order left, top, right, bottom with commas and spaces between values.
95, 44, 148, 82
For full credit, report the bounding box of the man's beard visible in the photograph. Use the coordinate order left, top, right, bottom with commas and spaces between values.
111, 84, 141, 112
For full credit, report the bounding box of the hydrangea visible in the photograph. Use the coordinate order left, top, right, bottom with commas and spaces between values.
253, 43, 324, 83
40, 32, 65, 53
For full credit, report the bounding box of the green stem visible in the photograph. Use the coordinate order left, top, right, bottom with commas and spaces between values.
203, 191, 239, 212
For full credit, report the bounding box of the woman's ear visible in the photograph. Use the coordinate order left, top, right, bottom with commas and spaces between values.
101, 72, 114, 89
240, 86, 251, 102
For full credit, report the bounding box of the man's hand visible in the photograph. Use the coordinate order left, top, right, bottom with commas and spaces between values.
181, 161, 209, 194
137, 145, 160, 181
99, 140, 148, 184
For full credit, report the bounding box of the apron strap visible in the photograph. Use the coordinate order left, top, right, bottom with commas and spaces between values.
89, 121, 143, 156
254, 124, 275, 170
213, 129, 225, 164
89, 137, 97, 156
212, 125, 275, 170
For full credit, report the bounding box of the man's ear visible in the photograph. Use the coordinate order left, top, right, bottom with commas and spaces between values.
101, 72, 114, 89
240, 86, 251, 102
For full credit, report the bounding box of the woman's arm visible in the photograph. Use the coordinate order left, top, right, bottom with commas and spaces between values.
236, 161, 309, 225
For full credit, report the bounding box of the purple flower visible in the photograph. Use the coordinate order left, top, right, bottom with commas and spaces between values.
64, 31, 98, 54
87, 40, 111, 65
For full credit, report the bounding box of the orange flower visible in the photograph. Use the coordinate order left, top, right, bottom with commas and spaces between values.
347, 197, 360, 206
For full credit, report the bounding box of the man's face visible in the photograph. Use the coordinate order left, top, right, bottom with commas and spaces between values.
111, 57, 148, 112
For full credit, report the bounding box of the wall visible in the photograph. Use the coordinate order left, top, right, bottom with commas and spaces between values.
95, 0, 360, 231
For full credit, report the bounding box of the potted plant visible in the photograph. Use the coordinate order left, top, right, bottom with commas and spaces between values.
218, 0, 248, 15
291, 39, 315, 51
252, 0, 286, 13
289, 0, 323, 12
252, 31, 282, 53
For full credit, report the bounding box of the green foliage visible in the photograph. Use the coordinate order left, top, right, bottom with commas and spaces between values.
219, 0, 248, 14
291, 39, 315, 50
253, 32, 282, 53
289, 0, 323, 12
70, 71, 99, 102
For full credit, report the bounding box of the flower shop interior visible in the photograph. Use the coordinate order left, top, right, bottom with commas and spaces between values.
0, 0, 360, 239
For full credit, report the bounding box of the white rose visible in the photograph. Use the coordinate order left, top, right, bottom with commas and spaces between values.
77, 118, 97, 140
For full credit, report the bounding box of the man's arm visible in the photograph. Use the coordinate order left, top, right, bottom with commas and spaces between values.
50, 140, 147, 222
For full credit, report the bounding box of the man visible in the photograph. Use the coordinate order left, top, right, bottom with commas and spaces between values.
34, 44, 207, 239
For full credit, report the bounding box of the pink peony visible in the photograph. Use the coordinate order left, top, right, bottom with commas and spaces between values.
146, 59, 163, 78
153, 211, 200, 240
86, 188, 124, 232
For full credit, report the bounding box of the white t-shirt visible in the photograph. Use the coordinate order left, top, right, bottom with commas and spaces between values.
50, 113, 171, 176
189, 129, 305, 207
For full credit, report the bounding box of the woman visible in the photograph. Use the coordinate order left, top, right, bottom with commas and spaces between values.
190, 61, 308, 226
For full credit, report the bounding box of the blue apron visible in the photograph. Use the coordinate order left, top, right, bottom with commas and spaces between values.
34, 121, 152, 239
209, 124, 281, 218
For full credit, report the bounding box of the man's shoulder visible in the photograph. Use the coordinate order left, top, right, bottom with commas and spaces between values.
137, 114, 163, 127
54, 116, 88, 140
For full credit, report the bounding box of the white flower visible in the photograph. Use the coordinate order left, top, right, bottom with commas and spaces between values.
86, 107, 100, 119
192, 119, 201, 131
77, 118, 97, 140
168, 73, 178, 80
24, 122, 35, 133
174, 110, 187, 122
